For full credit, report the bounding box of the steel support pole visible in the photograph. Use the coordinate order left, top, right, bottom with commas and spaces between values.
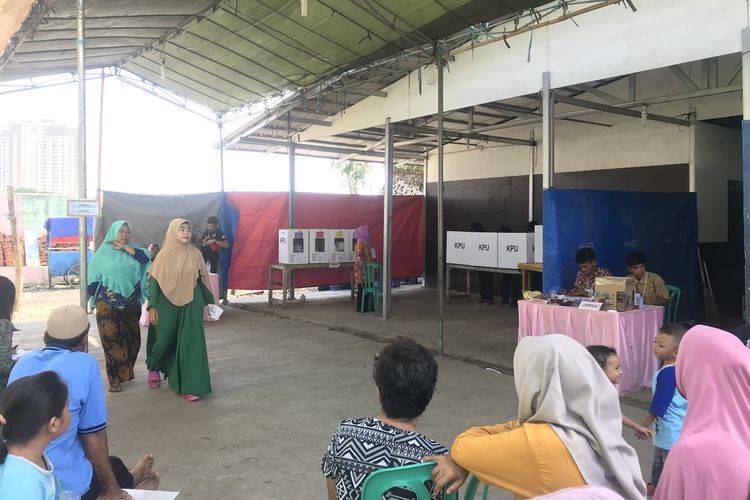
218, 113, 225, 193
422, 156, 428, 288
383, 117, 393, 319
437, 51, 445, 355
528, 129, 535, 222
288, 139, 296, 300
542, 72, 554, 189
96, 70, 104, 215
76, 0, 87, 310
742, 27, 750, 320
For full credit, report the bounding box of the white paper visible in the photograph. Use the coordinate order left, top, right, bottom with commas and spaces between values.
206, 304, 223, 320
123, 490, 179, 500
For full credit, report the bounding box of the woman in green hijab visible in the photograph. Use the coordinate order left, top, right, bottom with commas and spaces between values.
87, 220, 150, 392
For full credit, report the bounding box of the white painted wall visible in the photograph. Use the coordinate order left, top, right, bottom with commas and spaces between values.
425, 115, 691, 182
300, 0, 745, 141
694, 121, 742, 242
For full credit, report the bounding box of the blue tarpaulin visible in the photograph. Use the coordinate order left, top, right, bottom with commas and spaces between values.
542, 189, 698, 320
44, 217, 94, 239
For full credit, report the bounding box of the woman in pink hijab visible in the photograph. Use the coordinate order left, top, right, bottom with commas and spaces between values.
654, 325, 750, 500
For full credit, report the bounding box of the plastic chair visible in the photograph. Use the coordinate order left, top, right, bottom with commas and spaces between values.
664, 285, 681, 323
361, 462, 458, 500
462, 475, 489, 500
360, 262, 383, 316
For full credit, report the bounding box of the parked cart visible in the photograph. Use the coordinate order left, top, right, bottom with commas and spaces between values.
44, 217, 94, 288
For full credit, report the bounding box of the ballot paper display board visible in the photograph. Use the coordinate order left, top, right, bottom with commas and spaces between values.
497, 233, 534, 269
278, 229, 309, 264
534, 225, 543, 263
446, 231, 498, 268
330, 229, 353, 262
309, 229, 330, 263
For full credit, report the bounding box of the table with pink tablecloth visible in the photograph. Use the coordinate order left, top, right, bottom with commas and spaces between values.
518, 300, 663, 394
140, 273, 221, 326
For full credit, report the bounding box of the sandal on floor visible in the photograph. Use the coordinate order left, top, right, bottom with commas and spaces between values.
181, 394, 200, 402
109, 384, 122, 393
147, 371, 161, 389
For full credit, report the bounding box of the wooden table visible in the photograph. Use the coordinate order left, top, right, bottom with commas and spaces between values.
446, 263, 519, 303
517, 262, 543, 291
268, 262, 355, 309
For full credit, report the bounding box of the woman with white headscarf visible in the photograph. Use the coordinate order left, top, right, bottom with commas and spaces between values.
426, 335, 646, 499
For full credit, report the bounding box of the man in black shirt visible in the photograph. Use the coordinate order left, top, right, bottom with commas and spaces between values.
201, 216, 229, 273
201, 216, 229, 302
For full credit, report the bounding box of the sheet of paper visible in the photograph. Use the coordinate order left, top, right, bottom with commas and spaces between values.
123, 490, 180, 500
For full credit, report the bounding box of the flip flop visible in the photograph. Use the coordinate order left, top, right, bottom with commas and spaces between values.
147, 371, 161, 389
108, 384, 122, 393
181, 394, 200, 402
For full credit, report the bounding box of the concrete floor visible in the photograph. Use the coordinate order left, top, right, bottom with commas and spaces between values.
13, 287, 655, 498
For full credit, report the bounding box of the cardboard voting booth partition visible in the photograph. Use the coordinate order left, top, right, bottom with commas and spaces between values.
534, 225, 543, 263
497, 233, 534, 269
446, 231, 498, 267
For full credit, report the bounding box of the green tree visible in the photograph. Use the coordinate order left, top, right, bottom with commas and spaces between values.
331, 160, 371, 194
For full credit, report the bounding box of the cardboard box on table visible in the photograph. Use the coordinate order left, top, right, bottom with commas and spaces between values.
278, 229, 309, 264
446, 231, 498, 268
330, 229, 353, 262
309, 229, 330, 263
497, 233, 534, 269
595, 276, 635, 311
534, 225, 543, 263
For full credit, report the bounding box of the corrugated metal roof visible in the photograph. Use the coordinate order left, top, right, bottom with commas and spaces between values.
1, 0, 552, 113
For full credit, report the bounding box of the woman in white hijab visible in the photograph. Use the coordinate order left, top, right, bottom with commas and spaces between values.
426, 335, 646, 499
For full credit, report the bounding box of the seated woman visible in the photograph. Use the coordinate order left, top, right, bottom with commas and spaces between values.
321, 337, 448, 500
425, 335, 645, 500
654, 325, 750, 500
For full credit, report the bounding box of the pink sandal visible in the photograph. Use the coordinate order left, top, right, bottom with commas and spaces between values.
181, 394, 200, 402
147, 371, 160, 389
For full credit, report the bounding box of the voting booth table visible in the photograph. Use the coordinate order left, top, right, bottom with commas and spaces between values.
518, 299, 662, 394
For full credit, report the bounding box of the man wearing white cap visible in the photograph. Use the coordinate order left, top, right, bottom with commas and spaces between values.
9, 305, 159, 500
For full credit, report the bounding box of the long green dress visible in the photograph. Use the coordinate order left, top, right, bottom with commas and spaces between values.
145, 276, 214, 396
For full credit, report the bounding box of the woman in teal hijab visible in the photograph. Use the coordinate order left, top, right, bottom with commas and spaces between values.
87, 220, 150, 392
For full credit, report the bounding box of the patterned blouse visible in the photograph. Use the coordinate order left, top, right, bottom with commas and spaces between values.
322, 417, 448, 500
353, 241, 373, 285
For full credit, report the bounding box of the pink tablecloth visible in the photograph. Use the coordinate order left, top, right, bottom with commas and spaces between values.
518, 300, 663, 394
140, 273, 221, 326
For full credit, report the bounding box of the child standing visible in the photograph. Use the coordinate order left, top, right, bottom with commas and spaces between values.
321, 337, 448, 500
0, 371, 70, 499
587, 345, 654, 439
640, 323, 688, 496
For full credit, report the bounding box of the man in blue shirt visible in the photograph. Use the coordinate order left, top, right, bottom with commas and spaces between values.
9, 305, 160, 500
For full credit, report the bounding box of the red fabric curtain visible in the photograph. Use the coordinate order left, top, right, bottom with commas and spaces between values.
226, 192, 424, 290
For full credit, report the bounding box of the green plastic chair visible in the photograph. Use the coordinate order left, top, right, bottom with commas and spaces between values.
665, 284, 681, 323
360, 262, 383, 316
462, 476, 489, 500
361, 462, 458, 500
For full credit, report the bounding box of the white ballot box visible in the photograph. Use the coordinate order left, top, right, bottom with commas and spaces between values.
497, 233, 534, 269
278, 229, 309, 264
329, 229, 353, 262
309, 229, 330, 263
